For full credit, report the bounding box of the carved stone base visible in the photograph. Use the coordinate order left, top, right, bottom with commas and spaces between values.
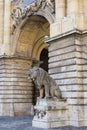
32, 98, 69, 128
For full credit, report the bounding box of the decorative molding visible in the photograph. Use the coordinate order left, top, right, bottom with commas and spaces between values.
11, 0, 55, 34
45, 29, 86, 43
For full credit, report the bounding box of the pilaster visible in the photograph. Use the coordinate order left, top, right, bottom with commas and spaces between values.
55, 0, 66, 20
3, 0, 11, 55
0, 0, 4, 44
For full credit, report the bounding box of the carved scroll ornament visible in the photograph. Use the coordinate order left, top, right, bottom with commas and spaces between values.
11, 0, 55, 34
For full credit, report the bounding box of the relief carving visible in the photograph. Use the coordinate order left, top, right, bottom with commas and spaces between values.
11, 0, 55, 34
11, 7, 26, 34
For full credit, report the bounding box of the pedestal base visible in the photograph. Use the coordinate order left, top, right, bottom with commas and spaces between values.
32, 98, 69, 128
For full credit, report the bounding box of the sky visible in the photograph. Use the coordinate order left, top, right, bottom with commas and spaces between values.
22, 0, 36, 8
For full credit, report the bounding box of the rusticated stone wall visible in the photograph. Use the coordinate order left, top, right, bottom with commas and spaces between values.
0, 56, 34, 116
81, 34, 87, 125
46, 30, 87, 126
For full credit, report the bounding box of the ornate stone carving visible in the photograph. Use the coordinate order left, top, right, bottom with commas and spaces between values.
11, 0, 55, 34
26, 66, 62, 99
46, 0, 55, 13
11, 6, 26, 34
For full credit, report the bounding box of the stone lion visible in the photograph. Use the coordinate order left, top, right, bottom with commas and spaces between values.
26, 66, 62, 99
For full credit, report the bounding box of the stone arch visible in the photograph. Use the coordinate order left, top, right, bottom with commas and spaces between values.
12, 14, 51, 59
14, 15, 49, 57
31, 37, 48, 60
11, 8, 55, 55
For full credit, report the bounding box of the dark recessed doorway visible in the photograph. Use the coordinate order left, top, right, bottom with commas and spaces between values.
40, 48, 48, 72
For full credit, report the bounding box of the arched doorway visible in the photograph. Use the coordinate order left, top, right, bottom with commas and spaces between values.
40, 48, 48, 72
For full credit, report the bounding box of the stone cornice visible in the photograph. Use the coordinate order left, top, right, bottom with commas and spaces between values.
0, 54, 42, 65
0, 54, 33, 60
45, 29, 87, 43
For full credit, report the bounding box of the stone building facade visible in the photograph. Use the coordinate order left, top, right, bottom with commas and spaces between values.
0, 0, 87, 127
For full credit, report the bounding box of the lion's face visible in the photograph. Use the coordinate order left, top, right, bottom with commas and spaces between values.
26, 67, 39, 82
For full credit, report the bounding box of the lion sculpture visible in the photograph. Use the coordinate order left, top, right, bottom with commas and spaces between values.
26, 66, 62, 99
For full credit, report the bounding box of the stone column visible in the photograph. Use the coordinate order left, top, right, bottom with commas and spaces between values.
55, 0, 66, 21
67, 0, 85, 29
84, 0, 87, 18
3, 0, 11, 55
0, 0, 4, 44
78, 0, 84, 28
83, 0, 87, 28
67, 0, 79, 17
50, 0, 66, 37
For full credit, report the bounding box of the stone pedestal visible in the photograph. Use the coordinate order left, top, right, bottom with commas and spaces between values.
32, 98, 68, 129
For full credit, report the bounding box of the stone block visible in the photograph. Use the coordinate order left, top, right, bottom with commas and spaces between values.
49, 45, 75, 57
62, 18, 74, 33
49, 65, 77, 74
59, 85, 78, 91
32, 98, 69, 128
67, 99, 84, 105
50, 22, 62, 37
49, 52, 75, 63
49, 58, 76, 68
49, 37, 74, 52
14, 103, 33, 116
50, 71, 77, 79
56, 78, 78, 85
84, 106, 87, 124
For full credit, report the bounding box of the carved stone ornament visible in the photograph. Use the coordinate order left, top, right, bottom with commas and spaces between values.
11, 0, 55, 34
11, 6, 26, 34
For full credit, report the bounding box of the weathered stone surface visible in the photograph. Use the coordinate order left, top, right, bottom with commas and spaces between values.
32, 98, 68, 128
49, 37, 75, 51
47, 33, 87, 127
49, 52, 76, 63
49, 45, 76, 57
0, 0, 87, 127
50, 71, 78, 79
49, 59, 76, 68
0, 58, 34, 116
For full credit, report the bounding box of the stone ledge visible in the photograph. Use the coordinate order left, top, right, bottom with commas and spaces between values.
45, 29, 87, 43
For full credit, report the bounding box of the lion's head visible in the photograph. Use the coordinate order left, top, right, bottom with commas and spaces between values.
26, 67, 39, 81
